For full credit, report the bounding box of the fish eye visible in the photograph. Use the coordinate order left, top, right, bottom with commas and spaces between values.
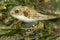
15, 10, 19, 13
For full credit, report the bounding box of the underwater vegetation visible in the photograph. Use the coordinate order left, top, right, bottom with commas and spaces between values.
0, 0, 60, 40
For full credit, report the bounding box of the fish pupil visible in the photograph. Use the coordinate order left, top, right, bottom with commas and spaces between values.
15, 10, 19, 13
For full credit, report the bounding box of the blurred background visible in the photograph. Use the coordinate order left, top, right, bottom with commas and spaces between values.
0, 0, 60, 40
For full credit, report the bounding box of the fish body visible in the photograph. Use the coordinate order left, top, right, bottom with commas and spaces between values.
10, 6, 57, 22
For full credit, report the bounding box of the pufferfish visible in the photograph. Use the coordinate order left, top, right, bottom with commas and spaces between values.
9, 6, 57, 22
